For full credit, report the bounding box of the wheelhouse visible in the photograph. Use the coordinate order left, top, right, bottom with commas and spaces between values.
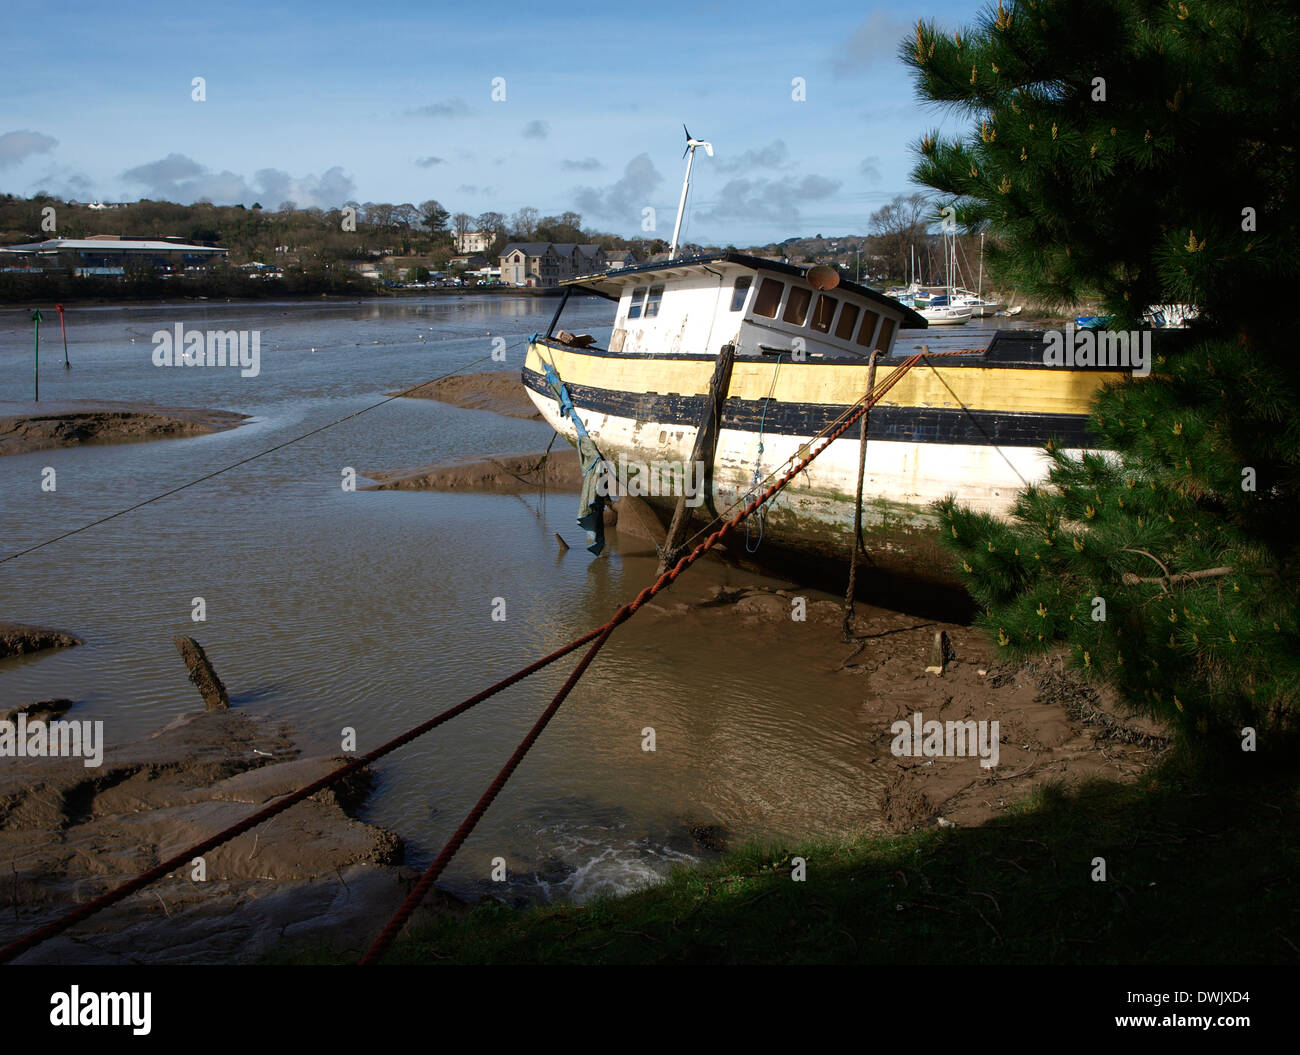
543, 251, 927, 360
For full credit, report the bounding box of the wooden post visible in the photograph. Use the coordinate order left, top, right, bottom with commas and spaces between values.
657, 342, 736, 573
173, 635, 230, 710
842, 350, 881, 640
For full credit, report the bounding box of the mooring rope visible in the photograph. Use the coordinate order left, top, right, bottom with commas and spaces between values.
358, 349, 938, 964
743, 353, 783, 554
0, 344, 517, 567
676, 348, 979, 555
1, 347, 955, 966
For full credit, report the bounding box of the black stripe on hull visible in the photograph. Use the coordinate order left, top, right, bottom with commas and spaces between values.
522, 367, 1098, 449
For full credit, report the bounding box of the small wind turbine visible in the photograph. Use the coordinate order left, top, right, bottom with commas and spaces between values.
669, 124, 712, 260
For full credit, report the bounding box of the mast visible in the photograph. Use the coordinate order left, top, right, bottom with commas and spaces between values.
670, 125, 712, 260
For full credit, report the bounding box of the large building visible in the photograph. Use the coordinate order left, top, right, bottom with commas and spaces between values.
455, 229, 495, 254
0, 235, 227, 276
500, 243, 631, 287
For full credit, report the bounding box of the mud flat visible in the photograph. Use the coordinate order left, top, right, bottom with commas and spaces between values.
364, 450, 582, 493
0, 400, 248, 457
0, 705, 453, 964
637, 581, 1168, 832
394, 371, 541, 419
0, 621, 83, 660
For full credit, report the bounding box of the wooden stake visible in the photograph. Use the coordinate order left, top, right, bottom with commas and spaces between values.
658, 343, 736, 573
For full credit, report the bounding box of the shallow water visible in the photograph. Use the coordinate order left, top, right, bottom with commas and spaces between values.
0, 295, 1009, 903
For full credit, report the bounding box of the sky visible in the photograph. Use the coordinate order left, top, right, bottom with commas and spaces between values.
0, 0, 984, 245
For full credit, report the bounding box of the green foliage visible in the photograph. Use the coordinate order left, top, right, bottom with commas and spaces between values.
909, 0, 1300, 747
272, 753, 1299, 965
903, 0, 1299, 329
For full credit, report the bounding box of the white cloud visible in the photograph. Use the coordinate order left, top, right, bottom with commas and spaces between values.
717, 140, 791, 173
120, 153, 356, 208
697, 174, 841, 226
572, 154, 662, 221
0, 130, 58, 168
832, 11, 914, 76
407, 98, 472, 118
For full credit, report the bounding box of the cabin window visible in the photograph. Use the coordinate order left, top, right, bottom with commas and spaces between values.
628, 286, 648, 319
811, 294, 838, 333
783, 286, 812, 326
752, 277, 784, 317
876, 317, 897, 351
835, 302, 860, 341
730, 276, 752, 311
855, 309, 882, 347
645, 284, 665, 317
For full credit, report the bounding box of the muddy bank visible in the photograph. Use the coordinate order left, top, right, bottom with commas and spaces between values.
394, 371, 540, 420
0, 621, 82, 660
0, 400, 248, 457
0, 706, 452, 964
365, 450, 581, 493
638, 581, 1168, 833
363, 454, 671, 545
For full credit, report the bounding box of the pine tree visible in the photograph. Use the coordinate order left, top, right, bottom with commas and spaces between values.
904, 0, 1300, 746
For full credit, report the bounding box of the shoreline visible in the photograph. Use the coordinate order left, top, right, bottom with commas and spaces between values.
0, 400, 248, 458
0, 704, 441, 965
3, 368, 1175, 964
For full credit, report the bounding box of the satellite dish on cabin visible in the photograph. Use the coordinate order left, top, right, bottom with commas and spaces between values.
806, 264, 840, 291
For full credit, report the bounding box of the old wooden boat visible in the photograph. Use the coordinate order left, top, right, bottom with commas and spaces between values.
521, 251, 1131, 586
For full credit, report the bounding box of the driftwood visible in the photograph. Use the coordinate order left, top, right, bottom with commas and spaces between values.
172, 635, 230, 711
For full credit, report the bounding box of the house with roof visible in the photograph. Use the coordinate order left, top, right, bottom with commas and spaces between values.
455, 230, 495, 254
499, 242, 610, 287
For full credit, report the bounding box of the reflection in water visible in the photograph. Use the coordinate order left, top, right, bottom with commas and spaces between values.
0, 296, 1011, 901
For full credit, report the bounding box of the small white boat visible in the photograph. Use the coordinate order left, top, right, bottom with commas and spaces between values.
920, 302, 973, 325
950, 289, 1004, 317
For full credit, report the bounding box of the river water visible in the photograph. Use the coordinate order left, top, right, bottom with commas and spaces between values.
0, 294, 1007, 903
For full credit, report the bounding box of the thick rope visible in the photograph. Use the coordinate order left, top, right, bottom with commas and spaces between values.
675, 348, 979, 554
359, 350, 932, 963
0, 624, 601, 965
2, 347, 951, 966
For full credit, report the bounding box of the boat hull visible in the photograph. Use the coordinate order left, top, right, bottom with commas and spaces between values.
523, 337, 1125, 585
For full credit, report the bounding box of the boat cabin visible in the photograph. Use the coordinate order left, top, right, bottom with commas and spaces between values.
546, 252, 927, 361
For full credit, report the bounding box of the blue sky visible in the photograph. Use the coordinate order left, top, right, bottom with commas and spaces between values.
1, 0, 983, 244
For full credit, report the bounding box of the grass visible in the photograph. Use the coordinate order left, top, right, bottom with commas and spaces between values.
282, 748, 1300, 965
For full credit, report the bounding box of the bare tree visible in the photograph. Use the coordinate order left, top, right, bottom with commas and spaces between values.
510, 206, 539, 240
868, 192, 932, 283
452, 212, 473, 250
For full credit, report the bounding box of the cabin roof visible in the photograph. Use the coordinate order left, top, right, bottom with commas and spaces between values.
563, 250, 928, 329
